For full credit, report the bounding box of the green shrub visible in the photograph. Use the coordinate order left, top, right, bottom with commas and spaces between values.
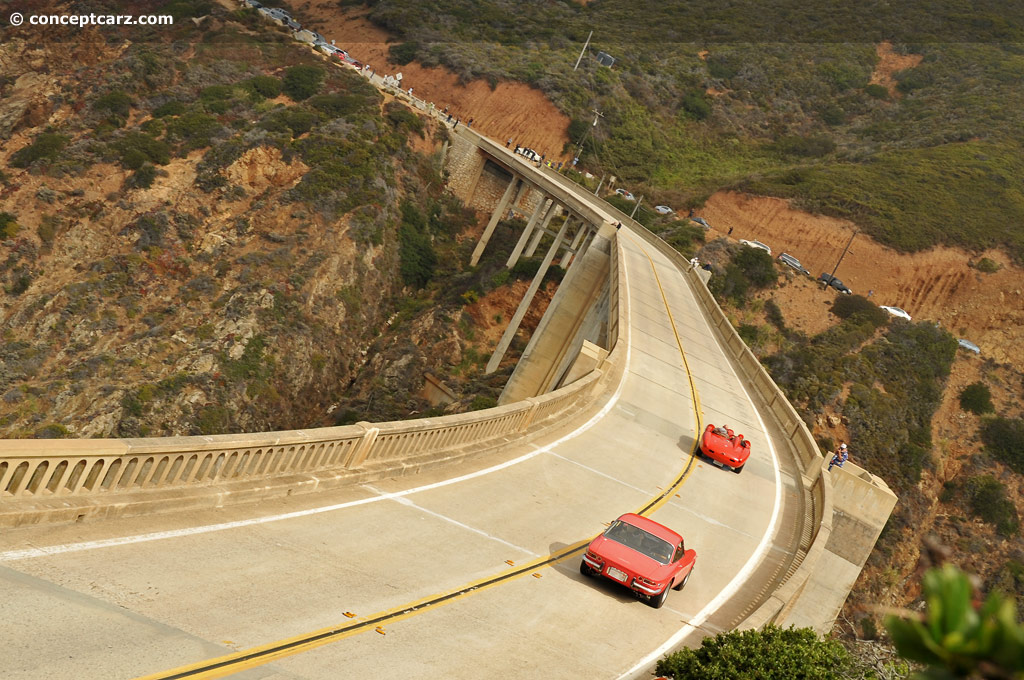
196, 404, 231, 435
10, 133, 70, 168
282, 65, 324, 101
0, 212, 18, 239
309, 93, 371, 117
864, 83, 889, 99
153, 100, 186, 118
385, 101, 425, 136
974, 257, 1001, 273
113, 132, 171, 169
34, 424, 71, 439
259, 107, 318, 137
126, 163, 159, 189
94, 90, 133, 124
398, 201, 438, 288
243, 75, 283, 99
165, 111, 222, 151
733, 246, 777, 288
388, 42, 419, 65
830, 294, 889, 327
680, 92, 711, 120
959, 382, 994, 415
469, 395, 497, 411
980, 417, 1024, 474
771, 134, 837, 158
656, 625, 853, 679
965, 475, 1020, 536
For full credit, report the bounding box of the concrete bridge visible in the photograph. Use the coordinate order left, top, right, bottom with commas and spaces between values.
0, 89, 896, 680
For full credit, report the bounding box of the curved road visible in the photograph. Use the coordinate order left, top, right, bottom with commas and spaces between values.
1, 226, 804, 679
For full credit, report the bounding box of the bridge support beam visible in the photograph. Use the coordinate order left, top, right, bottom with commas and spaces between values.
499, 224, 614, 402
559, 221, 589, 269
485, 213, 572, 374
470, 175, 519, 267
506, 197, 550, 269
524, 203, 560, 257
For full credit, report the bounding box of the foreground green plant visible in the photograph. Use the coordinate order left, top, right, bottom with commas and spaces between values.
886, 564, 1024, 679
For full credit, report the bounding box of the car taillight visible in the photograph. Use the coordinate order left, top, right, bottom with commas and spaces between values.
635, 575, 660, 587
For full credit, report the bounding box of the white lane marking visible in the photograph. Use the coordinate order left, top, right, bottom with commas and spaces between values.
0, 249, 636, 564
617, 247, 785, 680
547, 451, 650, 497
367, 484, 539, 557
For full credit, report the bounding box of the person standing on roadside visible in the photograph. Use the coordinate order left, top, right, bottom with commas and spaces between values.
828, 443, 849, 471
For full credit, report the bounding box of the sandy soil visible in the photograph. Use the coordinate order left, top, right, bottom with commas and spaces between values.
869, 42, 923, 98
287, 2, 572, 160
698, 192, 1024, 367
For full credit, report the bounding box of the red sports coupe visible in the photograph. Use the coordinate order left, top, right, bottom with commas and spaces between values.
580, 513, 696, 609
700, 423, 751, 474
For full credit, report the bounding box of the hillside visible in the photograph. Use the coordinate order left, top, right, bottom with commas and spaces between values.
0, 2, 552, 438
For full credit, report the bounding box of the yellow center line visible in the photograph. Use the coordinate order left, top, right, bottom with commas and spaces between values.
138, 235, 703, 680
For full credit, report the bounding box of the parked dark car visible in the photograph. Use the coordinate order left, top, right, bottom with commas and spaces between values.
818, 272, 852, 294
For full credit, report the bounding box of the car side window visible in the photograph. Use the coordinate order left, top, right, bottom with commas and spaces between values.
673, 541, 685, 562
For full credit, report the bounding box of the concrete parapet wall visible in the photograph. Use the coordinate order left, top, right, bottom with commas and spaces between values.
0, 369, 606, 528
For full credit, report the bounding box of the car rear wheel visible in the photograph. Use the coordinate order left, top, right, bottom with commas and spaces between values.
580, 561, 596, 578
673, 568, 691, 591
732, 463, 744, 475
648, 585, 670, 609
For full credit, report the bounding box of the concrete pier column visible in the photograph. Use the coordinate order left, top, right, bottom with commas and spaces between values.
506, 198, 549, 269
559, 222, 589, 269
485, 214, 572, 374
524, 204, 560, 257
470, 175, 519, 267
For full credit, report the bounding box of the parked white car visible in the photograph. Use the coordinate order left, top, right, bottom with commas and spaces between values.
879, 306, 912, 321
614, 188, 635, 201
958, 338, 981, 354
739, 239, 772, 255
654, 205, 674, 215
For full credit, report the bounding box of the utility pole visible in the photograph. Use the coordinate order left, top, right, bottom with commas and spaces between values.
629, 196, 644, 219
823, 228, 858, 290
593, 173, 605, 195
574, 31, 593, 71
573, 108, 602, 164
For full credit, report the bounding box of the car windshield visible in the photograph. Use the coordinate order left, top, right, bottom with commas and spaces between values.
604, 520, 674, 564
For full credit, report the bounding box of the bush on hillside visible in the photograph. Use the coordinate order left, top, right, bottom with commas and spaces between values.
0, 212, 18, 239
980, 417, 1024, 474
733, 245, 777, 288
964, 475, 1020, 536
831, 294, 889, 327
655, 625, 854, 679
389, 42, 419, 65
243, 75, 283, 99
10, 133, 70, 168
959, 382, 994, 415
282, 65, 324, 101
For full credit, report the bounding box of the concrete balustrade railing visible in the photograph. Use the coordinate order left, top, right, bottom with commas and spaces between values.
0, 366, 608, 527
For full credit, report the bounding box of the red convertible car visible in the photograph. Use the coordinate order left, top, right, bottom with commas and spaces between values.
700, 423, 750, 474
580, 513, 696, 609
